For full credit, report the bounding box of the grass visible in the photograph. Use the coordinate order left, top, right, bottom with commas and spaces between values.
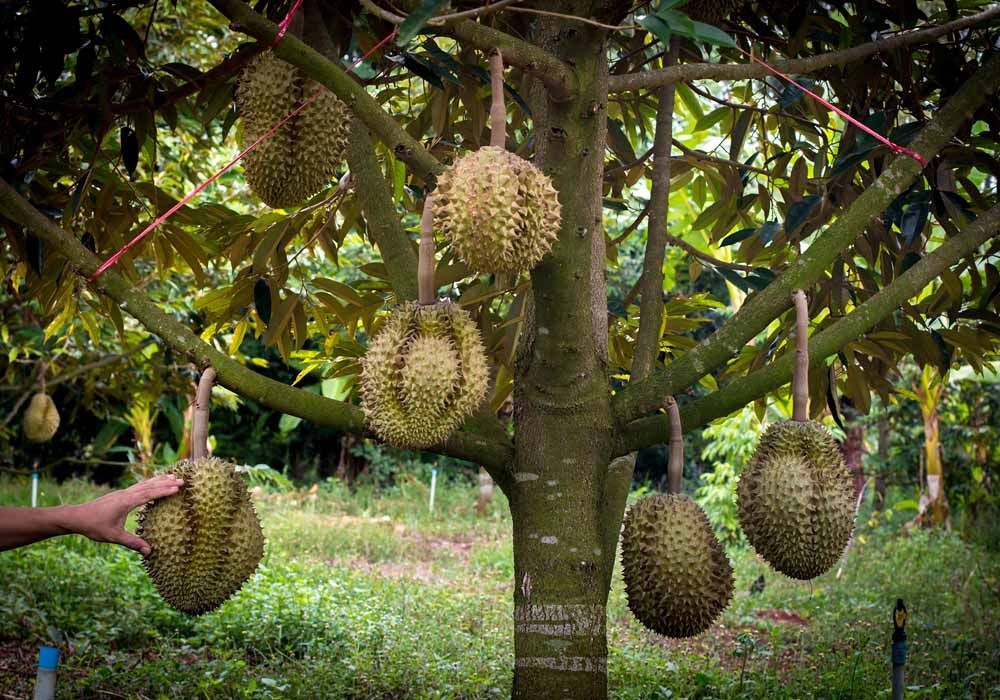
0, 474, 997, 699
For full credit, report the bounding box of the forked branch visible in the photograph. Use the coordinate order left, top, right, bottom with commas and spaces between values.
191, 367, 216, 460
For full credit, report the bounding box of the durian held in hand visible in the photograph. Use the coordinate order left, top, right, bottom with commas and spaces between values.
434, 50, 561, 275
137, 368, 265, 615
620, 397, 734, 638
360, 196, 489, 449
236, 47, 349, 208
737, 290, 856, 580
23, 392, 60, 443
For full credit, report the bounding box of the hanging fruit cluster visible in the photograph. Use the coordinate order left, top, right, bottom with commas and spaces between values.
621, 293, 856, 638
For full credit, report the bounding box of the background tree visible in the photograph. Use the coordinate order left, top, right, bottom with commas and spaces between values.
2, 0, 1000, 697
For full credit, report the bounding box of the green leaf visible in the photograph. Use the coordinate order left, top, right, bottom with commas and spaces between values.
637, 14, 672, 46
395, 0, 448, 46
720, 227, 755, 246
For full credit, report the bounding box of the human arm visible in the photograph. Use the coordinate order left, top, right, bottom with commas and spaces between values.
0, 474, 184, 555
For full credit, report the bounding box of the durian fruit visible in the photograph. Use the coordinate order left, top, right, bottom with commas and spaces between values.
435, 146, 561, 275
137, 457, 264, 615
23, 392, 59, 442
737, 420, 855, 580
621, 494, 734, 638
236, 52, 350, 208
360, 300, 489, 449
683, 0, 747, 23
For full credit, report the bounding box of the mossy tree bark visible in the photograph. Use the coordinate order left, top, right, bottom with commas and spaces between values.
507, 13, 614, 698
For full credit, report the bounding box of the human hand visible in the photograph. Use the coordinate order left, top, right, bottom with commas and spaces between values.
61, 475, 184, 555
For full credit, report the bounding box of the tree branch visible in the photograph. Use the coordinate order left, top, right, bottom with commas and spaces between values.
345, 119, 419, 301
608, 6, 1000, 92
0, 180, 514, 474
631, 37, 679, 382
612, 50, 1000, 425
446, 19, 576, 102
613, 202, 1000, 456
206, 0, 443, 179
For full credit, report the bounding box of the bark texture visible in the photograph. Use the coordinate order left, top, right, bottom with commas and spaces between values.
509, 12, 613, 698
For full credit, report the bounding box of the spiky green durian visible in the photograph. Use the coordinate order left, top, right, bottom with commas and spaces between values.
621, 494, 734, 638
360, 300, 489, 449
236, 52, 349, 208
23, 392, 59, 443
434, 146, 561, 275
684, 0, 746, 23
137, 457, 264, 615
737, 420, 855, 580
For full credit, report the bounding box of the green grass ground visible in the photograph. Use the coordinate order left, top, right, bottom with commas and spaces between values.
0, 474, 997, 699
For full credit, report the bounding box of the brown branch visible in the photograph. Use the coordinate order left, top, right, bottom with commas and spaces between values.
489, 50, 506, 149
191, 367, 216, 460
418, 194, 437, 305
359, 0, 523, 25
632, 36, 679, 382
674, 139, 775, 177
609, 6, 1000, 92
665, 395, 682, 495
790, 289, 809, 422
686, 83, 840, 133
664, 231, 756, 272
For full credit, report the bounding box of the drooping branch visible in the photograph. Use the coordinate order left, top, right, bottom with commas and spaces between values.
631, 37, 679, 382
609, 6, 1000, 92
345, 119, 419, 301
612, 50, 1000, 425
790, 289, 809, 422
206, 0, 443, 179
0, 180, 514, 473
612, 202, 1000, 457
191, 367, 216, 461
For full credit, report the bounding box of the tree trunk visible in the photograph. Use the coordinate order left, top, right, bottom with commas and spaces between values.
843, 421, 866, 498
510, 14, 613, 698
920, 404, 951, 527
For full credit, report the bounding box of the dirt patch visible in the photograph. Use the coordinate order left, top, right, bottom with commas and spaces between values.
754, 608, 809, 626
0, 639, 38, 699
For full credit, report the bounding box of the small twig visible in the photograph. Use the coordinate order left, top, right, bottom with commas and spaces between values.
506, 6, 637, 31
791, 289, 809, 421
673, 139, 776, 177
418, 195, 436, 305
489, 51, 506, 149
663, 231, 757, 272
191, 367, 216, 460
610, 202, 651, 246
686, 83, 842, 133
664, 395, 683, 495
359, 0, 522, 26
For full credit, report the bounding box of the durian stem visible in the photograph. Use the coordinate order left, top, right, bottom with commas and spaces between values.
418, 195, 437, 305
489, 50, 506, 149
192, 367, 216, 460
664, 395, 682, 496
791, 289, 809, 422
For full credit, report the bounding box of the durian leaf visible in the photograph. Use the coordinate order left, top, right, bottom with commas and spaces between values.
253, 277, 272, 325
395, 0, 448, 46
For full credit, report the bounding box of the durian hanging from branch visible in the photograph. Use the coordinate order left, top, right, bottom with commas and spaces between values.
360, 195, 490, 449
22, 365, 59, 443
737, 290, 856, 581
236, 5, 349, 209
435, 50, 561, 275
137, 367, 265, 615
620, 396, 734, 638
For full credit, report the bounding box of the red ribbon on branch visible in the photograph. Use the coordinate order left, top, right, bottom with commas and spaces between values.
89, 6, 397, 281
737, 47, 928, 168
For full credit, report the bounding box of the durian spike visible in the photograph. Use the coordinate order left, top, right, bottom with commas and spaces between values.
418, 195, 437, 305
192, 367, 216, 460
489, 50, 506, 149
791, 289, 809, 422
664, 396, 683, 495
